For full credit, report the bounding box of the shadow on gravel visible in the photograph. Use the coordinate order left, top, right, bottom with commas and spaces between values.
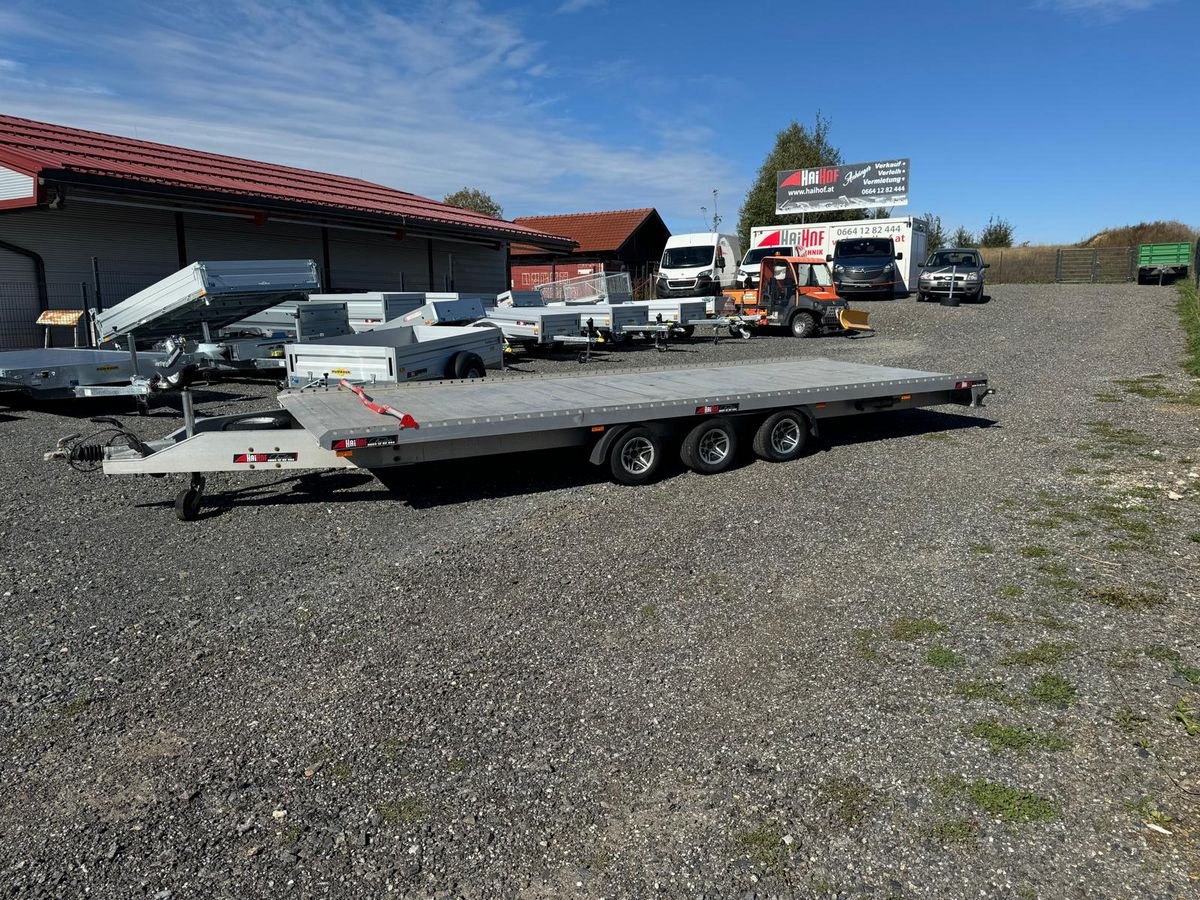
817, 408, 997, 450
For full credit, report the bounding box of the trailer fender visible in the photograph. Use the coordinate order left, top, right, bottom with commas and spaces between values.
588, 421, 676, 466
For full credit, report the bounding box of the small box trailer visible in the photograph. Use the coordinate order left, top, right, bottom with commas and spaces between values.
477, 306, 590, 347
284, 323, 504, 387
47, 358, 994, 520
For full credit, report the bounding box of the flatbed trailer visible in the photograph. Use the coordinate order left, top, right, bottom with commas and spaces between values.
49, 358, 993, 520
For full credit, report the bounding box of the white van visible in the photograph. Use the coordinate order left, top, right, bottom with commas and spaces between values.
655, 232, 741, 298
736, 244, 801, 288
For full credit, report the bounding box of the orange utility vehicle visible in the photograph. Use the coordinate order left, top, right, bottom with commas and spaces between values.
721, 255, 871, 338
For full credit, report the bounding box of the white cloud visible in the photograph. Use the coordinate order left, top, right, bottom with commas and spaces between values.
556, 0, 607, 13
1040, 0, 1169, 15
0, 1, 736, 226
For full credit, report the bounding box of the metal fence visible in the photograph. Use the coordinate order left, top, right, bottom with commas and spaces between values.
0, 268, 175, 349
535, 271, 634, 305
1054, 247, 1136, 284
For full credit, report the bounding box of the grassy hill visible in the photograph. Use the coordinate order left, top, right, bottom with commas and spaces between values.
1078, 220, 1198, 248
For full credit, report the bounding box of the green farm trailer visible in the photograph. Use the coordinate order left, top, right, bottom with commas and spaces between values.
1136, 242, 1192, 285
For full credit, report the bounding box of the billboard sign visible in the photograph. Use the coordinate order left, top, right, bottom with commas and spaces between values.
776, 158, 909, 213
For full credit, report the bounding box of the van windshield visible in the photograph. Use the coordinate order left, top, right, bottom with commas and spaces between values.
836, 239, 893, 258
662, 246, 715, 268
742, 246, 794, 266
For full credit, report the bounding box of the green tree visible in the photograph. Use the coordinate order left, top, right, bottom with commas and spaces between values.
978, 216, 1015, 248
924, 214, 947, 254
951, 225, 976, 248
737, 115, 852, 250
443, 187, 503, 218
861, 207, 893, 220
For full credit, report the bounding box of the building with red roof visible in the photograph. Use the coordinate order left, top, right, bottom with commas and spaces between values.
0, 114, 573, 348
508, 208, 669, 294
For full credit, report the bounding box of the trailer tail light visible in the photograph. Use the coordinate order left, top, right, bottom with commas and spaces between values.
955, 380, 975, 390
900, 394, 911, 401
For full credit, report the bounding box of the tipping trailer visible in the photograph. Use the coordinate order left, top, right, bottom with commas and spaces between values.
0, 260, 321, 399
47, 358, 994, 520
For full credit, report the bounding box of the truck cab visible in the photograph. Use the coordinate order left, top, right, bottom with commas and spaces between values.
721, 256, 869, 338
656, 232, 741, 298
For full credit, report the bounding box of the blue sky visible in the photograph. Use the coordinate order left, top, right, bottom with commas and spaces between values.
0, 0, 1195, 244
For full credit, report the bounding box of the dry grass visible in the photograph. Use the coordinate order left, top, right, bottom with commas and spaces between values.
1080, 220, 1198, 248
975, 221, 1197, 284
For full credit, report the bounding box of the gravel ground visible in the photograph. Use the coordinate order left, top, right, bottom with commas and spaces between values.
1, 283, 1198, 899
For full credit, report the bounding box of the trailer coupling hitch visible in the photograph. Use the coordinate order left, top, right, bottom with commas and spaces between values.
43, 416, 154, 467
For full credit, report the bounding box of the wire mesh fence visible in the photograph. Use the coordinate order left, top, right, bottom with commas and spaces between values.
0, 268, 176, 349
535, 271, 633, 305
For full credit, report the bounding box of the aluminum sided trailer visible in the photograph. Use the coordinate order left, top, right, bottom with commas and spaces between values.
554, 302, 648, 339
94, 259, 321, 345
284, 324, 503, 386
479, 307, 587, 346
307, 293, 427, 331
0, 347, 170, 399
52, 358, 994, 519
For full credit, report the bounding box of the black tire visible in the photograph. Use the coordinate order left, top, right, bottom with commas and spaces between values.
175, 488, 202, 522
917, 291, 928, 303
680, 418, 738, 474
609, 427, 662, 485
450, 351, 486, 379
752, 410, 809, 462
789, 311, 817, 339
677, 325, 695, 339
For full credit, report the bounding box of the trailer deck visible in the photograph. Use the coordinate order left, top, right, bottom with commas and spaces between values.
279, 358, 983, 450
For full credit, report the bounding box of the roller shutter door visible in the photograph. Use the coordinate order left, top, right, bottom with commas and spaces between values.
327, 231, 430, 291
430, 240, 506, 294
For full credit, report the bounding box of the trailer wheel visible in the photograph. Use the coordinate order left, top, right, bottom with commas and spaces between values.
677, 325, 695, 339
450, 351, 486, 379
680, 418, 738, 474
728, 324, 751, 340
609, 427, 661, 485
752, 410, 809, 462
789, 311, 816, 339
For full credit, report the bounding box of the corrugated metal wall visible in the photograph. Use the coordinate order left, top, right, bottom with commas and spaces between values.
0, 199, 511, 349
329, 231, 429, 291
182, 215, 324, 279
0, 166, 35, 204
431, 239, 505, 293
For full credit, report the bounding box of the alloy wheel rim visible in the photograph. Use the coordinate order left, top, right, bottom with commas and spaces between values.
771, 420, 801, 454
621, 438, 654, 474
698, 430, 730, 465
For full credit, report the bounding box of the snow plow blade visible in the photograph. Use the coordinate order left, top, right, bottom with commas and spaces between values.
838, 308, 871, 331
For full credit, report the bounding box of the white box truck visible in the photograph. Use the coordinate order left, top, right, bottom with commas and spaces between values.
747, 217, 928, 296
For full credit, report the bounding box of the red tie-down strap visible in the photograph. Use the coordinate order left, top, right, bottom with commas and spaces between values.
339, 379, 419, 429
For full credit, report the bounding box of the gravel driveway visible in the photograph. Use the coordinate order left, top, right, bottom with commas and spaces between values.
1, 283, 1197, 898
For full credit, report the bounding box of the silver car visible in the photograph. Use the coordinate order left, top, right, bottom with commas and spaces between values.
917, 248, 988, 303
